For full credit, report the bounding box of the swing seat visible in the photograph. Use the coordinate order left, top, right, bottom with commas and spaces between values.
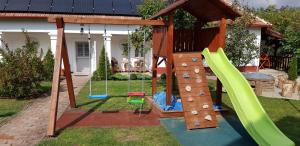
127, 97, 145, 104
88, 94, 109, 99
127, 92, 145, 97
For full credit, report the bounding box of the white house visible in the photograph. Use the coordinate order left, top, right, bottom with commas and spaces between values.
0, 0, 150, 75
0, 0, 275, 75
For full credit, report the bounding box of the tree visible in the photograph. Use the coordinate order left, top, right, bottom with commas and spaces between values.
225, 2, 259, 67
42, 49, 55, 81
130, 0, 197, 57
255, 6, 300, 55
288, 56, 298, 81
92, 46, 112, 80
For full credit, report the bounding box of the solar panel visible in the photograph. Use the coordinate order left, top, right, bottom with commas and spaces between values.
51, 0, 74, 13
73, 0, 94, 14
0, 0, 7, 11
94, 0, 114, 15
131, 0, 143, 15
5, 0, 30, 12
28, 0, 52, 12
113, 0, 132, 15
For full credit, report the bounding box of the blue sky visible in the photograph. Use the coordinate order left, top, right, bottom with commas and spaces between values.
235, 0, 300, 8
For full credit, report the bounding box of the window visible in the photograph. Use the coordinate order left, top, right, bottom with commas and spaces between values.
76, 42, 89, 57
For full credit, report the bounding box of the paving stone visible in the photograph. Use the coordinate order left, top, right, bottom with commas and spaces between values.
0, 76, 89, 146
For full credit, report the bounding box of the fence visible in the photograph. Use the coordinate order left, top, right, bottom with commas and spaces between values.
269, 56, 292, 71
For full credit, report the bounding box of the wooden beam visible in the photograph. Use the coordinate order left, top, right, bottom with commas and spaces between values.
219, 17, 227, 48
166, 14, 174, 106
215, 17, 227, 106
47, 18, 64, 136
48, 17, 166, 26
62, 34, 76, 108
152, 56, 158, 95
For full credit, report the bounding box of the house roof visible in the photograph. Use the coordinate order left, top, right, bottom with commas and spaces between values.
150, 0, 241, 22
251, 17, 272, 27
0, 0, 143, 17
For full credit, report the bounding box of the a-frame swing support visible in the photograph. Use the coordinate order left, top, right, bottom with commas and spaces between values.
47, 18, 76, 136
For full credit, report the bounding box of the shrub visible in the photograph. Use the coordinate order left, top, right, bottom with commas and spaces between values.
136, 73, 152, 80
92, 46, 112, 80
130, 74, 138, 80
0, 35, 44, 98
110, 73, 128, 80
160, 73, 166, 81
42, 49, 54, 81
288, 56, 298, 81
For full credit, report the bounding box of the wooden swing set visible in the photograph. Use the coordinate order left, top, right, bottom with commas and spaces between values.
0, 0, 240, 136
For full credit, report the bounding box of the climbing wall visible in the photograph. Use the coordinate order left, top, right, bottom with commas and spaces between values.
173, 53, 217, 130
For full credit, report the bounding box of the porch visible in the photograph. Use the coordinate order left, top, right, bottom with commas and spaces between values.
0, 22, 152, 75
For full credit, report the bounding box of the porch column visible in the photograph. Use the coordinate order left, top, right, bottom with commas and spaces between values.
0, 32, 3, 48
0, 32, 3, 61
103, 33, 112, 63
49, 32, 57, 55
91, 40, 97, 72
49, 32, 64, 69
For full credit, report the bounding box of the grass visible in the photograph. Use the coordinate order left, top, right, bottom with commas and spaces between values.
76, 80, 165, 111
38, 126, 180, 146
0, 81, 51, 124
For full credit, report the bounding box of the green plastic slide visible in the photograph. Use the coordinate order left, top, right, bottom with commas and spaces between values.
202, 48, 294, 146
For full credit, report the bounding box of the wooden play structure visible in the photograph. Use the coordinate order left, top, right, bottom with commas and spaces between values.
0, 0, 241, 136
150, 0, 240, 128
42, 0, 240, 136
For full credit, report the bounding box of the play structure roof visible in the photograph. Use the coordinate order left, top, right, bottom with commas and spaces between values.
150, 0, 241, 21
0, 0, 143, 16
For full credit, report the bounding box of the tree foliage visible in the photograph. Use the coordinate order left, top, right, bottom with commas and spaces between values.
225, 2, 259, 67
128, 0, 196, 58
92, 46, 112, 80
255, 6, 300, 55
42, 49, 54, 81
0, 33, 44, 98
288, 56, 298, 81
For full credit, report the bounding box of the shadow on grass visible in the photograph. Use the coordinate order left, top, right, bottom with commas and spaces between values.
0, 112, 16, 117
287, 100, 300, 113
275, 116, 300, 145
57, 98, 110, 135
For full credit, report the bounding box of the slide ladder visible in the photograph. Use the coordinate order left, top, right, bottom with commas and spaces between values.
173, 53, 217, 130
203, 48, 294, 146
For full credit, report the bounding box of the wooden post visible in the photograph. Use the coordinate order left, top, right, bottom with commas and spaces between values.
215, 17, 227, 106
152, 55, 158, 95
62, 36, 76, 108
47, 18, 64, 136
166, 14, 174, 105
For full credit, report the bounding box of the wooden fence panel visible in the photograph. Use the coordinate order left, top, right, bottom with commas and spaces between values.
269, 56, 292, 71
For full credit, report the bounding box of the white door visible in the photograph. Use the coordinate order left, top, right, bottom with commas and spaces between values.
76, 42, 90, 75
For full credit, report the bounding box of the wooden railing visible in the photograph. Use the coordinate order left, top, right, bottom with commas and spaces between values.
269, 56, 292, 71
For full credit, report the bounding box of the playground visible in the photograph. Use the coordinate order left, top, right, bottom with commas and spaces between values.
42, 0, 295, 145
0, 0, 298, 146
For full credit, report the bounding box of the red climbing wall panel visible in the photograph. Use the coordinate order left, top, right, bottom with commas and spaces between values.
173, 52, 217, 129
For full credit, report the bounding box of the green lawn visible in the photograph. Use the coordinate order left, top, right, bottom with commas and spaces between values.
39, 79, 300, 146
0, 81, 51, 125
39, 127, 180, 146
76, 80, 165, 111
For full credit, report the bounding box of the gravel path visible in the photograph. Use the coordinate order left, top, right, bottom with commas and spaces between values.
0, 76, 89, 146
